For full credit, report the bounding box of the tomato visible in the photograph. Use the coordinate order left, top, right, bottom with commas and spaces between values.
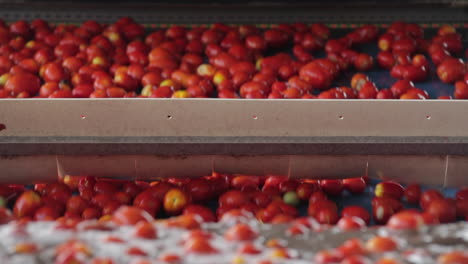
375, 181, 404, 200
426, 198, 457, 223
365, 236, 397, 253
34, 206, 60, 221
308, 199, 337, 218
251, 191, 272, 208
404, 184, 421, 204
309, 191, 328, 203
13, 190, 42, 218
372, 197, 402, 224
183, 205, 216, 222
133, 221, 157, 239
437, 251, 468, 264
279, 180, 299, 194
93, 181, 118, 195
133, 191, 161, 217
354, 53, 374, 72
387, 210, 425, 229
316, 207, 339, 225
238, 243, 262, 255
82, 206, 101, 220
337, 238, 366, 257
341, 206, 370, 225
66, 196, 89, 215
296, 182, 319, 200
184, 178, 213, 202
91, 193, 115, 209
319, 179, 344, 196
219, 190, 250, 208
184, 237, 218, 254
112, 206, 153, 226
456, 188, 468, 201
0, 207, 13, 224
420, 189, 443, 210
4, 72, 40, 95
343, 178, 366, 194
314, 250, 344, 264
224, 223, 258, 241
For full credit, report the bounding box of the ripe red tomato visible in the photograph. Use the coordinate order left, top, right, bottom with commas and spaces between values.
387, 210, 425, 229
420, 189, 443, 210
224, 223, 258, 241
404, 184, 421, 204
183, 205, 216, 222
219, 190, 250, 208
66, 196, 89, 215
341, 206, 371, 225
316, 207, 339, 225
184, 237, 218, 254
375, 181, 404, 200
426, 198, 457, 223
319, 179, 344, 196
13, 191, 42, 218
34, 206, 60, 221
365, 236, 397, 253
343, 178, 366, 194
112, 206, 153, 226
308, 199, 337, 218
296, 182, 319, 200
133, 191, 161, 217
4, 72, 40, 95
133, 221, 157, 239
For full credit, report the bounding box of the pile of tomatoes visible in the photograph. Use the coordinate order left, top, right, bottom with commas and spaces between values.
0, 18, 466, 99
0, 174, 467, 263
0, 174, 466, 228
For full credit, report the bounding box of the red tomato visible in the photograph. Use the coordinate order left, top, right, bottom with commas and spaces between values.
66, 196, 89, 215
342, 178, 366, 194
365, 236, 397, 253
13, 191, 42, 218
319, 179, 344, 196
375, 181, 404, 200
404, 184, 421, 204
184, 178, 212, 202
133, 221, 157, 239
387, 210, 425, 229
309, 191, 328, 203
112, 206, 153, 226
183, 205, 216, 222
219, 190, 250, 208
0, 207, 13, 224
133, 191, 161, 217
184, 237, 218, 254
316, 207, 339, 225
34, 206, 60, 221
308, 199, 337, 218
341, 206, 371, 225
238, 243, 262, 255
426, 198, 457, 223
314, 250, 344, 264
296, 182, 319, 200
456, 188, 468, 201
225, 223, 258, 241
420, 189, 443, 210
337, 238, 366, 257
437, 251, 468, 264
